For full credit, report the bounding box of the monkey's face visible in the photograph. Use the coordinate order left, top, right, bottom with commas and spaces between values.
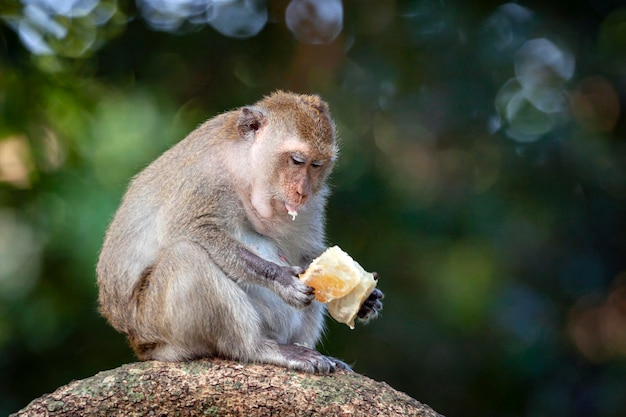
241, 91, 337, 231
275, 144, 334, 220
247, 133, 335, 227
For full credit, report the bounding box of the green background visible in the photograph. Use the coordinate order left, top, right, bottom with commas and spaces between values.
2, 1, 626, 416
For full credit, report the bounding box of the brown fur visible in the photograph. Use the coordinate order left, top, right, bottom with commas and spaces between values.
97, 91, 346, 373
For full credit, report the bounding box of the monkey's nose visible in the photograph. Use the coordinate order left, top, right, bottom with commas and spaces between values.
296, 178, 311, 198
296, 186, 307, 199
296, 192, 308, 205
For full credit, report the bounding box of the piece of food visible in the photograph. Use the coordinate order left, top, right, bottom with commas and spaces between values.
285, 203, 298, 221
299, 246, 377, 329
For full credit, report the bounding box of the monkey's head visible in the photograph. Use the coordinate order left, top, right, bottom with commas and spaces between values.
237, 91, 338, 230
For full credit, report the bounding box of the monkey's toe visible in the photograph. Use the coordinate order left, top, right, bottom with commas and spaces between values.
279, 344, 340, 374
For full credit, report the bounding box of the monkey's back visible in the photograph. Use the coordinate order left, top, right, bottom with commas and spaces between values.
96, 119, 234, 333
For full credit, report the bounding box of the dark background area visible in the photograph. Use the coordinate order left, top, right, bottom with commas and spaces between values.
1, 1, 626, 416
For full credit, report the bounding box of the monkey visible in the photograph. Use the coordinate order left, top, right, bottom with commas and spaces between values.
96, 91, 384, 374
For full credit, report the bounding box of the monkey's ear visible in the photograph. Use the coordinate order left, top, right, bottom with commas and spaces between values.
238, 106, 267, 140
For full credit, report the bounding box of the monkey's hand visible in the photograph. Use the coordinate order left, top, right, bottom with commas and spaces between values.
356, 272, 384, 323
273, 265, 316, 309
233, 245, 315, 308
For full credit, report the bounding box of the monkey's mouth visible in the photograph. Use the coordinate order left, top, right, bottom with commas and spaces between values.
285, 203, 299, 221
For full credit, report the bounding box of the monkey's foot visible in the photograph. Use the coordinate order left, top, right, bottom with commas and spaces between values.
278, 344, 350, 374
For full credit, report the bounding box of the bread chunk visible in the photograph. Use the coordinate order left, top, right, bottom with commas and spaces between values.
299, 246, 377, 329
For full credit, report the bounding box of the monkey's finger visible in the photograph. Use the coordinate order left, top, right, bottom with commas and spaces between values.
368, 288, 384, 300
357, 298, 383, 319
301, 286, 316, 304
298, 288, 316, 306
291, 265, 306, 276
357, 303, 382, 317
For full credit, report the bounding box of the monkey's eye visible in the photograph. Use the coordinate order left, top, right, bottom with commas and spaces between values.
291, 155, 306, 166
311, 161, 324, 169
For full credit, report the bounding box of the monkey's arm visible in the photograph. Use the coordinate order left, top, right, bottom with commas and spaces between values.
192, 221, 315, 309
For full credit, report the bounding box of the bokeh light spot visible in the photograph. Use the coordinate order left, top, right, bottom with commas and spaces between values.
286, 0, 343, 44
570, 76, 620, 132
493, 283, 557, 352
0, 209, 42, 301
568, 274, 626, 363
208, 0, 267, 38
428, 240, 499, 329
0, 136, 33, 189
495, 37, 575, 142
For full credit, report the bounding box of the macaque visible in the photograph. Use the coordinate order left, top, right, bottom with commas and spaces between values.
96, 91, 383, 373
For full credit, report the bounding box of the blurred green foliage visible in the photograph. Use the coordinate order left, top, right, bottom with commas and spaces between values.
2, 1, 626, 416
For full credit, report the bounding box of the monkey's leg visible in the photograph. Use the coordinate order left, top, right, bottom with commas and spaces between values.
134, 241, 342, 373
